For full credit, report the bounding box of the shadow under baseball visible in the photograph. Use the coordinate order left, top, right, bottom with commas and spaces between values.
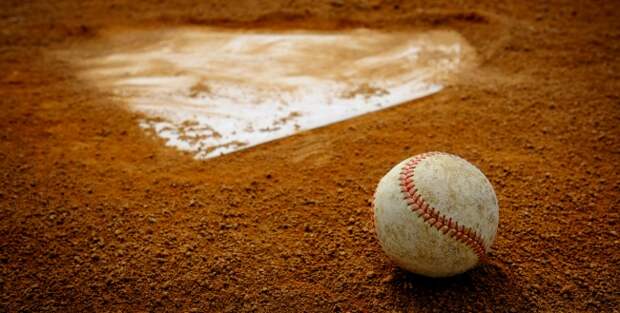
384, 259, 536, 313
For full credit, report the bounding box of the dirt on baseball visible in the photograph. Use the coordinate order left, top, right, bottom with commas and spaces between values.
1, 0, 619, 312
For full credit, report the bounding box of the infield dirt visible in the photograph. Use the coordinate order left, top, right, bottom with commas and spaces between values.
0, 1, 619, 312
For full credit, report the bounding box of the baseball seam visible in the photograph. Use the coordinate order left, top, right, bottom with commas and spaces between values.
398, 152, 486, 259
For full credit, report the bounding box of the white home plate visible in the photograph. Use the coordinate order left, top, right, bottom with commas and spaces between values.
63, 27, 472, 158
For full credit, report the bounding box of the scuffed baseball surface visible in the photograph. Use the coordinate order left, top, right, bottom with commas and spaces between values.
374, 152, 499, 277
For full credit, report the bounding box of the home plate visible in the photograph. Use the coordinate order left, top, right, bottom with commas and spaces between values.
60, 27, 473, 159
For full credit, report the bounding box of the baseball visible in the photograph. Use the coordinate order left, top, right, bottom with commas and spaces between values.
373, 152, 499, 277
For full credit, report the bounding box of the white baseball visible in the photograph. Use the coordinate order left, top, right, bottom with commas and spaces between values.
373, 152, 499, 277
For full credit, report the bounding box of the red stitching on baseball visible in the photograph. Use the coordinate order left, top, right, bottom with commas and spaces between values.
399, 152, 487, 259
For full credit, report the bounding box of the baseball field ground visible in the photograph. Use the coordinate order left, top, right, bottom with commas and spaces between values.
0, 0, 618, 312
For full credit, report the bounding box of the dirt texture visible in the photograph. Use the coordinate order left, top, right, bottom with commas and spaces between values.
0, 0, 619, 312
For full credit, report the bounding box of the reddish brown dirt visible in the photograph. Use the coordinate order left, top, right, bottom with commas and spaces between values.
1, 1, 619, 312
